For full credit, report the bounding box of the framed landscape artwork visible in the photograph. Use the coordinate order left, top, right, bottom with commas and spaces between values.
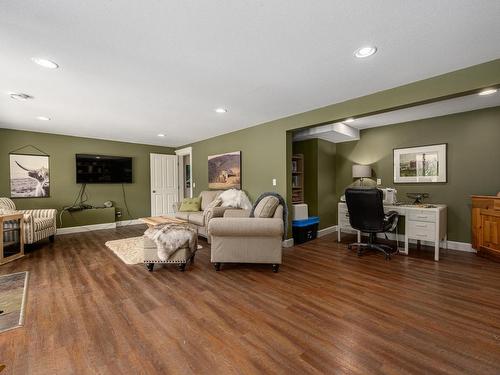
393, 144, 447, 183
9, 154, 50, 198
208, 151, 241, 190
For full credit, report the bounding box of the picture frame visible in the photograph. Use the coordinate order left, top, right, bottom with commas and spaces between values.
9, 153, 50, 198
393, 144, 447, 183
208, 151, 241, 190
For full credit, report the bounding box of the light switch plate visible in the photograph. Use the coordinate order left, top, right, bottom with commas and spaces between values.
377, 178, 382, 186
193, 182, 196, 188
272, 178, 277, 186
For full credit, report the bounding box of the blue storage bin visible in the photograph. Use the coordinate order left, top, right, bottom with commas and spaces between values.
292, 216, 320, 244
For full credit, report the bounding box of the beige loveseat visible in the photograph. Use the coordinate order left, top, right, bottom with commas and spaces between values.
174, 190, 227, 242
208, 200, 284, 272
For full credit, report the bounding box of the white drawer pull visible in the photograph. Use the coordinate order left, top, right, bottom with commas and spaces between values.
417, 215, 428, 219
416, 234, 427, 237
416, 224, 427, 228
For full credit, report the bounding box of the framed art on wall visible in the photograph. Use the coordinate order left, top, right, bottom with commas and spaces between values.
9, 154, 50, 198
393, 144, 447, 183
208, 151, 241, 190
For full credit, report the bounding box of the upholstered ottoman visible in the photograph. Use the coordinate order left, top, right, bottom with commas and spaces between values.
142, 236, 195, 272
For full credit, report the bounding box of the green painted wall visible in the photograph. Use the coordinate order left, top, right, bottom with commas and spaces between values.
0, 129, 174, 227
335, 106, 500, 243
183, 58, 500, 209
292, 139, 336, 229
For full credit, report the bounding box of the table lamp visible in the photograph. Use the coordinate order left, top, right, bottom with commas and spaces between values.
352, 164, 371, 186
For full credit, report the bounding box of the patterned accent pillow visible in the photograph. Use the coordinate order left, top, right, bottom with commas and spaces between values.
203, 197, 222, 216
179, 197, 202, 212
254, 196, 279, 218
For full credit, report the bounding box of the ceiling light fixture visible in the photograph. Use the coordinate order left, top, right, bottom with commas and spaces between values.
31, 57, 59, 69
36, 116, 50, 121
354, 46, 377, 58
10, 93, 34, 101
478, 88, 498, 96
215, 108, 228, 113
157, 133, 165, 137
345, 118, 354, 123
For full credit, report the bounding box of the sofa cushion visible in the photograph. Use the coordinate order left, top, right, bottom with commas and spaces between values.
34, 218, 54, 231
254, 196, 279, 218
179, 197, 201, 212
188, 212, 205, 226
199, 190, 222, 210
175, 211, 191, 221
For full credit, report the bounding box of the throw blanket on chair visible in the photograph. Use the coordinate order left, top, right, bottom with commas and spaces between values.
144, 224, 197, 261
250, 192, 288, 239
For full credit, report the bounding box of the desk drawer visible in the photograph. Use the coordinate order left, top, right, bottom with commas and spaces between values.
408, 210, 436, 222
408, 221, 436, 240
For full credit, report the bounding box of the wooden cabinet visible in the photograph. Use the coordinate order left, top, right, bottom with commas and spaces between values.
1, 213, 25, 265
472, 194, 500, 261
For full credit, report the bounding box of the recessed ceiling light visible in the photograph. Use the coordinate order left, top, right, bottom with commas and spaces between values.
354, 46, 377, 58
478, 88, 497, 96
36, 116, 50, 121
157, 133, 165, 137
31, 57, 59, 69
10, 93, 34, 101
215, 108, 228, 113
345, 118, 355, 123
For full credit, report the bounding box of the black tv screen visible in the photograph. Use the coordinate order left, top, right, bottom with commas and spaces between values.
76, 154, 132, 183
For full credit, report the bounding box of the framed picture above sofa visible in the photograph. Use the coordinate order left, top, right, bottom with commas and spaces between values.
393, 144, 447, 183
208, 151, 241, 190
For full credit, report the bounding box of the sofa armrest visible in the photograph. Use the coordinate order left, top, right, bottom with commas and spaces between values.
204, 206, 228, 222
209, 217, 283, 237
223, 209, 250, 218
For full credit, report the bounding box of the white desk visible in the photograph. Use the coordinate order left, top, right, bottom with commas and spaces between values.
338, 202, 447, 261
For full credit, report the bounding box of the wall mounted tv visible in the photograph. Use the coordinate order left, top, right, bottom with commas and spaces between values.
76, 154, 132, 183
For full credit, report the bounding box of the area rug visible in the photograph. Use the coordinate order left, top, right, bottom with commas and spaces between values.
105, 236, 202, 265
0, 271, 29, 333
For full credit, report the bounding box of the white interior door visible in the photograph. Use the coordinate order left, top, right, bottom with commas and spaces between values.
150, 153, 179, 216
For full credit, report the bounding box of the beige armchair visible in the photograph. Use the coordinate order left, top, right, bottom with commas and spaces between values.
0, 198, 57, 245
208, 203, 284, 272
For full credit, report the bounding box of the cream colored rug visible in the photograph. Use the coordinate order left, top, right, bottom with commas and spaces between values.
105, 236, 202, 265
0, 271, 29, 333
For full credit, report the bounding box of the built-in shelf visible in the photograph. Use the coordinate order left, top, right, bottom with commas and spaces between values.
291, 154, 304, 204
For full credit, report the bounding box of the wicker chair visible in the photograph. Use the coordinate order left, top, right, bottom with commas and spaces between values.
0, 197, 57, 245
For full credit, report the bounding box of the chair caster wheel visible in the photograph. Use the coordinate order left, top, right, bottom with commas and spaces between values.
213, 263, 221, 271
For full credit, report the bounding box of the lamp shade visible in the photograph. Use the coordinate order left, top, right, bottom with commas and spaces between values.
352, 164, 371, 178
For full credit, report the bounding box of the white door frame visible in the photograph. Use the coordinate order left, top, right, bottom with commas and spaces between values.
175, 146, 193, 199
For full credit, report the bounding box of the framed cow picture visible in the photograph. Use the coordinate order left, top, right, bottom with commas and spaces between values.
9, 153, 50, 198
208, 151, 241, 190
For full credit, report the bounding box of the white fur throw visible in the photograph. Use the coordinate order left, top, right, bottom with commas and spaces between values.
218, 189, 252, 210
144, 224, 197, 261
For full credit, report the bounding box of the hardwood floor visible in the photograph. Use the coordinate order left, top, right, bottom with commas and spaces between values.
1, 225, 500, 375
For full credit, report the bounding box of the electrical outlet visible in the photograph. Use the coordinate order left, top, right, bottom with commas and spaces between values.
377, 178, 382, 186
272, 178, 277, 186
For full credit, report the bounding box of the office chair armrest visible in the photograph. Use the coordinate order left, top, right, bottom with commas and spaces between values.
384, 210, 399, 232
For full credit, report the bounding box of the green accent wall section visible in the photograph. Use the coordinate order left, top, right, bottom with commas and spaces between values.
182, 59, 500, 229
0, 129, 174, 227
293, 139, 336, 229
336, 106, 500, 243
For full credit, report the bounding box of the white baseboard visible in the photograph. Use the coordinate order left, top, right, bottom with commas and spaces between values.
282, 238, 294, 247
57, 218, 145, 235
318, 225, 337, 238
57, 222, 117, 235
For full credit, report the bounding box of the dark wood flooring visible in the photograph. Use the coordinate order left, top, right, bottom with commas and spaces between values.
1, 225, 500, 374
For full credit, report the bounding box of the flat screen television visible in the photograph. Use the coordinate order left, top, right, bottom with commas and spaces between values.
76, 154, 132, 183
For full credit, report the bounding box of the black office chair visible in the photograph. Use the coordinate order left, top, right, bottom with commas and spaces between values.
344, 187, 399, 259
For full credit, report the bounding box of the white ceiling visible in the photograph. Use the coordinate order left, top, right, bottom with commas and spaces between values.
1, 1, 500, 147
293, 91, 500, 142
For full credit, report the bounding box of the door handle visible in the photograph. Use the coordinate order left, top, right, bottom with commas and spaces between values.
152, 190, 156, 193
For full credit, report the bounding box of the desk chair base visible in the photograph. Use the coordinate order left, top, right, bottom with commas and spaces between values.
348, 233, 398, 260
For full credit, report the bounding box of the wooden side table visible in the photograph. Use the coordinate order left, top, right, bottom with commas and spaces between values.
0, 213, 25, 265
